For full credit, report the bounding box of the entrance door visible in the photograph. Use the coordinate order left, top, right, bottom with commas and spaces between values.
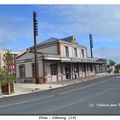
65, 65, 70, 79
51, 64, 58, 82
74, 64, 79, 79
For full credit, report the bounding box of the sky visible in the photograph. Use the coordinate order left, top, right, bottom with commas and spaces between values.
0, 5, 120, 63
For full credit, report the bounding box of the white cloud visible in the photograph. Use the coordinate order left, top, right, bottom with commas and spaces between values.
46, 5, 120, 40
93, 47, 120, 63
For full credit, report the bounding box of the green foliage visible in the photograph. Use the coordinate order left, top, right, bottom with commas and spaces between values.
114, 64, 120, 73
0, 50, 16, 84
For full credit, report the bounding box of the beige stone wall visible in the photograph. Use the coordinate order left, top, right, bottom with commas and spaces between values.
25, 63, 32, 78
60, 44, 87, 58
16, 63, 20, 78
45, 62, 52, 83
60, 45, 66, 57
38, 60, 43, 77
37, 45, 57, 55
16, 62, 33, 78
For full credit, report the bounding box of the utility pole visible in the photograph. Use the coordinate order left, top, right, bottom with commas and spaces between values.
89, 33, 94, 58
33, 11, 39, 84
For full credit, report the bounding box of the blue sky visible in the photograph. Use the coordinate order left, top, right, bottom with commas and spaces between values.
0, 5, 120, 63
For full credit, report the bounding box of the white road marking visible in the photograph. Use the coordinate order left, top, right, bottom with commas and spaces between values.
57, 77, 116, 96
0, 95, 54, 109
46, 98, 87, 113
115, 76, 120, 79
96, 88, 114, 96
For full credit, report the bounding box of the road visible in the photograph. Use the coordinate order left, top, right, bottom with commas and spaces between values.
0, 75, 120, 115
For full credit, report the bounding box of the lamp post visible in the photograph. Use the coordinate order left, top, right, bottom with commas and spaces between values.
33, 11, 39, 84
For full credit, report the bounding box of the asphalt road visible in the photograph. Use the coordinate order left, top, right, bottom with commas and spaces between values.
0, 75, 120, 115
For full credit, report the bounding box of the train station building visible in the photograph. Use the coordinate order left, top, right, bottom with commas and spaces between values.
15, 36, 109, 83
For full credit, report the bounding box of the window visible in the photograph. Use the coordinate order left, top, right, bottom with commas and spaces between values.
74, 64, 78, 72
81, 49, 85, 58
65, 46, 69, 57
72, 38, 76, 43
73, 38, 76, 42
32, 63, 35, 77
51, 65, 57, 75
19, 65, 25, 77
74, 48, 77, 57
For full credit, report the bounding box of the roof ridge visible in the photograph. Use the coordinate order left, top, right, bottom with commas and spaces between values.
38, 37, 59, 45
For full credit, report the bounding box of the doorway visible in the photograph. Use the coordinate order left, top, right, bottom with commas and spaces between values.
51, 64, 58, 82
65, 65, 70, 79
74, 64, 79, 79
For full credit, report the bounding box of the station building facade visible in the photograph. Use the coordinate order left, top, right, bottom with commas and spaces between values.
15, 36, 106, 83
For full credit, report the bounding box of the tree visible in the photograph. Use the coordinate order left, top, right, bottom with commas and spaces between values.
0, 50, 16, 95
114, 64, 120, 74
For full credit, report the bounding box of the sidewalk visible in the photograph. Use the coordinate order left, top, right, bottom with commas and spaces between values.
0, 73, 115, 98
